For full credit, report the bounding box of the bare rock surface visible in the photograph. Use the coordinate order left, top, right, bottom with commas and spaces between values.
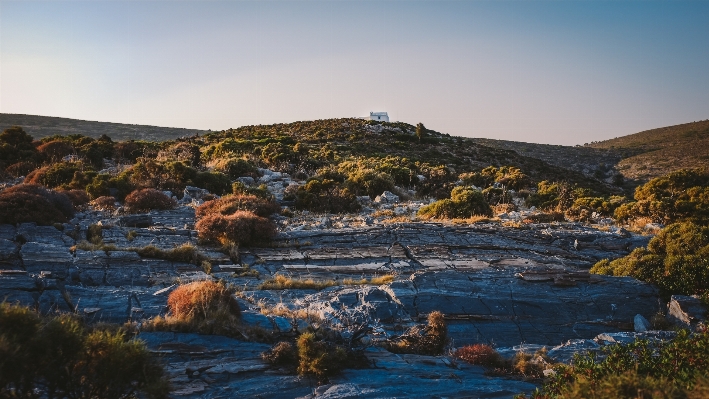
0, 206, 685, 398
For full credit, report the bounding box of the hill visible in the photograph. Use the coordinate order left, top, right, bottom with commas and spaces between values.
588, 120, 709, 181
0, 113, 206, 142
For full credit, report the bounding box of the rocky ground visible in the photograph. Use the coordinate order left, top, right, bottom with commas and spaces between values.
1, 197, 703, 398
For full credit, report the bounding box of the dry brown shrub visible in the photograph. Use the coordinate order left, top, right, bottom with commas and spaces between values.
493, 203, 517, 214
60, 189, 90, 207
386, 311, 448, 355
196, 211, 276, 245
5, 161, 36, 178
167, 280, 239, 321
262, 341, 298, 368
0, 184, 74, 225
453, 344, 503, 367
124, 188, 176, 213
91, 196, 118, 211
37, 140, 75, 162
195, 194, 279, 218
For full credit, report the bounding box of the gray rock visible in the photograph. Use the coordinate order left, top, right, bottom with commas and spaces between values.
0, 238, 18, 260
183, 186, 210, 201
237, 176, 256, 186
20, 242, 72, 278
118, 214, 153, 228
667, 295, 707, 331
634, 314, 651, 332
374, 191, 399, 204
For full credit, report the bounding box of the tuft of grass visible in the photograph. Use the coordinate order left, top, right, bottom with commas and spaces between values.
133, 243, 207, 266
125, 230, 138, 242
73, 240, 118, 253
453, 344, 504, 367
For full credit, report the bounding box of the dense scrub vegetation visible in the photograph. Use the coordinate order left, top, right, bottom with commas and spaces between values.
0, 303, 168, 399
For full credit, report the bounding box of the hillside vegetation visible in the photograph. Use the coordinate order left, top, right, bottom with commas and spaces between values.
589, 119, 709, 182
0, 113, 206, 142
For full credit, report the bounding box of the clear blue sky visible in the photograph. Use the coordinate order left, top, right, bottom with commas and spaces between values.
1, 1, 708, 145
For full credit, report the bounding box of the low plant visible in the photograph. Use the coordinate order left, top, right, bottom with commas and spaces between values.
296, 332, 349, 383
196, 194, 280, 218
0, 303, 169, 399
453, 344, 503, 367
386, 311, 448, 355
134, 244, 207, 266
418, 186, 493, 219
196, 211, 277, 246
124, 188, 176, 213
258, 275, 339, 290
0, 184, 74, 225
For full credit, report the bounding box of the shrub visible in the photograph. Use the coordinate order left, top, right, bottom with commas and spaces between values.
454, 344, 503, 367
196, 194, 279, 219
532, 329, 709, 398
193, 171, 232, 195
0, 184, 74, 225
0, 126, 38, 166
25, 162, 85, 188
297, 332, 349, 382
59, 189, 90, 207
526, 181, 577, 211
232, 181, 273, 199
124, 188, 176, 213
195, 211, 276, 246
90, 195, 118, 211
134, 244, 207, 266
614, 169, 709, 224
591, 222, 709, 296
565, 196, 627, 222
37, 140, 75, 162
386, 311, 448, 355
343, 169, 396, 198
214, 158, 258, 179
418, 186, 493, 219
5, 161, 37, 178
85, 172, 134, 201
166, 280, 239, 321
294, 179, 360, 214
262, 341, 299, 368
0, 303, 168, 399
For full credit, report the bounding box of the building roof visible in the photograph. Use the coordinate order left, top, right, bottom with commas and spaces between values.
370, 112, 388, 116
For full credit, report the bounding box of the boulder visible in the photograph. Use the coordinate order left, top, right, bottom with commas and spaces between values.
183, 186, 210, 201
667, 295, 707, 331
634, 314, 651, 332
374, 191, 399, 204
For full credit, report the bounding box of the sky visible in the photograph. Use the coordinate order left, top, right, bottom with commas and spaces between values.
1, 1, 708, 145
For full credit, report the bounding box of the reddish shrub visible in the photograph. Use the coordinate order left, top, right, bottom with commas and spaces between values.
37, 140, 75, 162
167, 280, 239, 321
5, 161, 37, 178
454, 344, 502, 367
59, 189, 90, 207
0, 184, 74, 225
196, 211, 276, 245
196, 194, 280, 219
124, 189, 176, 213
90, 196, 118, 211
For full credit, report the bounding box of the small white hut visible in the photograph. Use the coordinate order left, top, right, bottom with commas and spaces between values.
369, 112, 389, 122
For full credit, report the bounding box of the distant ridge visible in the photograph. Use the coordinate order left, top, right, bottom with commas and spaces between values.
0, 113, 207, 142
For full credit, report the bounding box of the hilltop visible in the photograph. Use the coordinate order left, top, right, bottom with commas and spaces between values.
0, 113, 206, 142
588, 119, 709, 181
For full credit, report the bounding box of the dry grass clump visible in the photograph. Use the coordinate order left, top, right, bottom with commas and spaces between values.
386, 311, 448, 355
453, 344, 503, 367
124, 188, 176, 213
143, 280, 241, 336
134, 244, 207, 266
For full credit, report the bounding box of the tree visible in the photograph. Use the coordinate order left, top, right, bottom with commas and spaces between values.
416, 123, 426, 141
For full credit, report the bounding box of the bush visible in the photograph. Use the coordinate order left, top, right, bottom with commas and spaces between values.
25, 162, 85, 188
85, 172, 134, 201
297, 332, 349, 382
262, 341, 299, 369
0, 184, 74, 225
196, 211, 276, 246
533, 329, 709, 398
166, 280, 239, 321
124, 188, 176, 213
614, 169, 709, 224
0, 303, 168, 399
134, 244, 207, 266
214, 158, 258, 179
5, 161, 37, 178
90, 196, 118, 211
591, 222, 709, 296
386, 311, 448, 355
418, 186, 493, 219
193, 171, 232, 195
454, 344, 503, 367
565, 196, 627, 222
343, 169, 396, 198
59, 189, 90, 207
196, 194, 279, 219
37, 140, 75, 162
526, 181, 577, 211
294, 179, 360, 214
0, 126, 38, 167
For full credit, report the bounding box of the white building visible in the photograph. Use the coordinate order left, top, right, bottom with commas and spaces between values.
369, 112, 389, 122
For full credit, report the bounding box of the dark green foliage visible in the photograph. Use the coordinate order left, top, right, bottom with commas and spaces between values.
25, 162, 88, 189
232, 181, 273, 199
193, 171, 231, 195
526, 181, 577, 211
614, 169, 709, 224
214, 158, 258, 179
386, 311, 448, 355
565, 196, 628, 222
85, 173, 134, 201
294, 179, 360, 214
0, 303, 168, 399
296, 333, 350, 383
343, 169, 395, 198
418, 186, 493, 219
591, 222, 709, 296
0, 184, 74, 225
532, 329, 709, 398
0, 126, 38, 168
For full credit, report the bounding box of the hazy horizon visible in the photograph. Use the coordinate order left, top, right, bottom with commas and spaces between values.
2, 1, 708, 145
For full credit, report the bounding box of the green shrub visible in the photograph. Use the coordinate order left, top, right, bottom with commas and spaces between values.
85, 172, 134, 201
124, 188, 176, 213
343, 169, 395, 198
526, 181, 577, 211
614, 169, 709, 224
0, 303, 168, 399
232, 181, 273, 199
386, 311, 448, 355
294, 179, 360, 214
0, 184, 74, 225
25, 162, 86, 188
0, 126, 38, 167
532, 329, 709, 398
297, 332, 349, 382
214, 158, 258, 179
193, 171, 232, 195
418, 186, 492, 219
196, 194, 279, 218
591, 222, 709, 296
565, 196, 628, 222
